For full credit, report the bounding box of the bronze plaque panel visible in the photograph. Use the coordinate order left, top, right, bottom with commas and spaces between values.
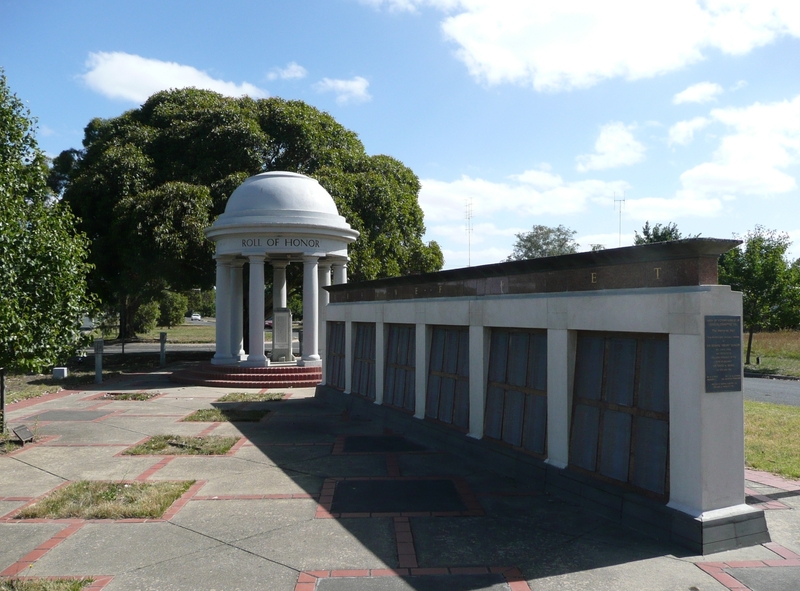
704, 316, 742, 393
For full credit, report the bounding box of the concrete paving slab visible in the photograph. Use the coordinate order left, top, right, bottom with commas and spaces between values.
342, 435, 428, 453
97, 416, 213, 437
20, 410, 112, 422
332, 479, 466, 513
9, 446, 156, 481
33, 421, 149, 445
154, 460, 323, 496
0, 523, 64, 571
0, 456, 67, 497
171, 498, 317, 543
764, 510, 800, 556
0, 500, 27, 518
529, 555, 728, 591
398, 452, 486, 478
726, 566, 800, 591
231, 444, 336, 470
277, 454, 389, 479
236, 516, 396, 571
28, 522, 221, 576
102, 543, 300, 591
316, 574, 510, 591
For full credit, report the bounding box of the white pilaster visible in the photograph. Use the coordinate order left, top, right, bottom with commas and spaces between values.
344, 321, 353, 394
546, 329, 576, 468
243, 255, 268, 367
414, 323, 428, 419
230, 260, 246, 361
468, 325, 489, 439
211, 256, 234, 365
375, 321, 385, 405
299, 256, 321, 366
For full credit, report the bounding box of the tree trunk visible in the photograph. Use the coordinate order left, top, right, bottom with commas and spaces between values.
745, 326, 755, 365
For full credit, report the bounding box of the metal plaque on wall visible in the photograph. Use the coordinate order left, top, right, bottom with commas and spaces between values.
704, 315, 742, 393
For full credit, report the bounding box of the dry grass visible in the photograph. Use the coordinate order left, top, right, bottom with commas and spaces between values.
123, 435, 239, 456
745, 330, 800, 377
17, 480, 193, 520
745, 400, 800, 480
0, 579, 93, 591
101, 391, 161, 401
0, 431, 24, 456
182, 408, 270, 422
216, 391, 284, 403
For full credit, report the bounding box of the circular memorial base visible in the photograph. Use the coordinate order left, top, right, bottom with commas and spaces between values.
170, 363, 322, 388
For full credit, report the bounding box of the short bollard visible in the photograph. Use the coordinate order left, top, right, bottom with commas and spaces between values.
160, 332, 167, 367
94, 338, 103, 384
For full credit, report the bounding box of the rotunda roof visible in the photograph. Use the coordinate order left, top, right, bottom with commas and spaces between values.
205, 171, 358, 248
224, 171, 339, 217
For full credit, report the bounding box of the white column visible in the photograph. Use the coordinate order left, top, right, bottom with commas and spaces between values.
318, 262, 332, 373
414, 323, 428, 419
332, 262, 348, 285
211, 257, 233, 365
546, 329, 576, 469
299, 256, 321, 366
273, 261, 288, 309
244, 255, 267, 367
230, 260, 246, 361
467, 326, 489, 439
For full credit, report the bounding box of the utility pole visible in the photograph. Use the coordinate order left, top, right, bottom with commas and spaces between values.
614, 192, 625, 247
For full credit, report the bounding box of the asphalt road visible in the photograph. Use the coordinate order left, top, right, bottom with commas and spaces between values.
744, 376, 800, 406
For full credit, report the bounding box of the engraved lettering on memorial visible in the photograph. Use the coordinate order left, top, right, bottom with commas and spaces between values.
705, 315, 742, 393
591, 272, 597, 284
241, 238, 262, 247
654, 267, 661, 279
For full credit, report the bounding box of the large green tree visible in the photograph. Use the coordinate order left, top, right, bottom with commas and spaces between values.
506, 224, 579, 261
56, 89, 442, 336
634, 221, 696, 244
0, 71, 95, 372
718, 226, 800, 364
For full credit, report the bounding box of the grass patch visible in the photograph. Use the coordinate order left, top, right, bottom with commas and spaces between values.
3, 351, 209, 406
0, 431, 24, 456
745, 400, 800, 480
17, 480, 193, 520
182, 408, 270, 422
744, 330, 800, 377
124, 434, 239, 455
0, 579, 93, 591
138, 322, 216, 343
216, 391, 284, 403
101, 391, 161, 401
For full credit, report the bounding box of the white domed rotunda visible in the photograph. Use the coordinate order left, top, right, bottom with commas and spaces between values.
204, 171, 358, 368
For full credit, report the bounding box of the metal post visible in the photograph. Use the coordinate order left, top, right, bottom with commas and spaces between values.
94, 339, 103, 384
160, 332, 167, 367
0, 367, 5, 434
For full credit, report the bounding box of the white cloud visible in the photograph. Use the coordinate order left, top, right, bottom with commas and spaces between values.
267, 62, 307, 80
419, 169, 628, 223
576, 122, 646, 172
624, 190, 724, 220
364, 1, 800, 92
680, 95, 800, 196
81, 52, 267, 103
668, 117, 711, 146
673, 81, 724, 104
313, 76, 372, 105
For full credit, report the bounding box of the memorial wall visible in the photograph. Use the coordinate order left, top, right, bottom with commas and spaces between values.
316, 238, 770, 554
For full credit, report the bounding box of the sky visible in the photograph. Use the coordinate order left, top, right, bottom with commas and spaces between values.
2, 0, 800, 268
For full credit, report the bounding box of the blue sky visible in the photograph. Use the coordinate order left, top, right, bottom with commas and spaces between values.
3, 0, 800, 268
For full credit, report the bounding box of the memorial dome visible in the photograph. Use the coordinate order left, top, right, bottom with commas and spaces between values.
224, 171, 339, 217
206, 171, 358, 243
